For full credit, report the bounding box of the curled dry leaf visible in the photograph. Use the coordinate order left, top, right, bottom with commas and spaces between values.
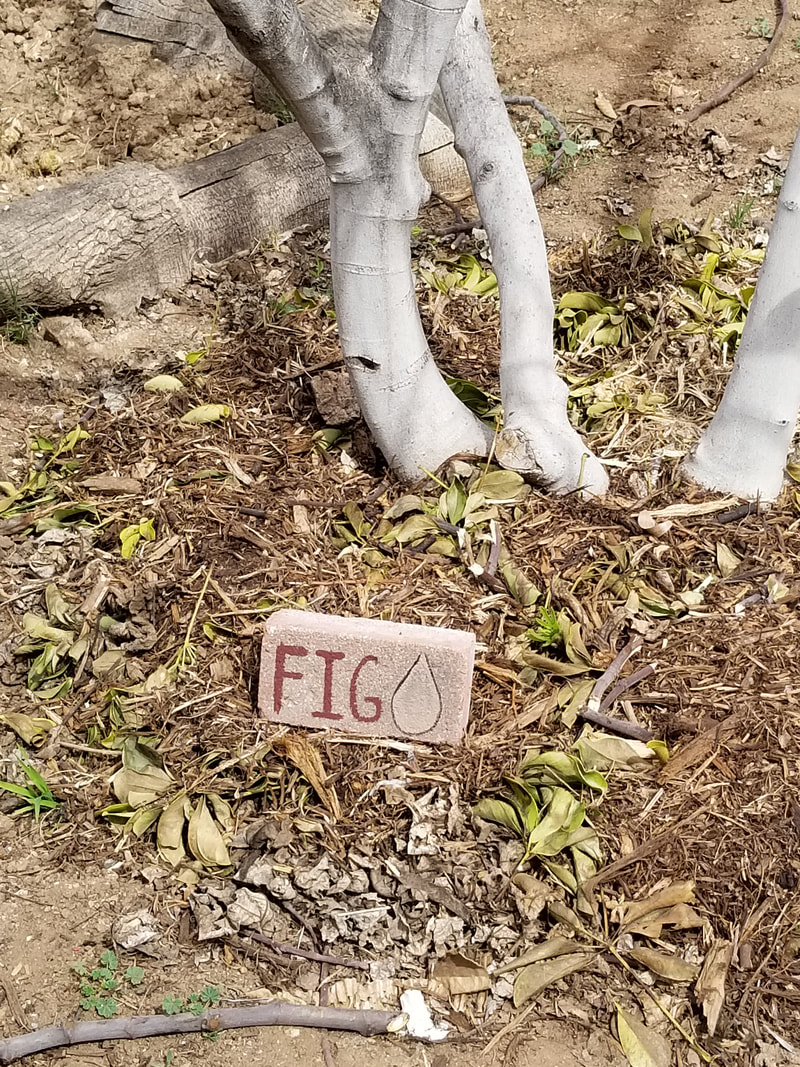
428, 953, 491, 998
157, 792, 189, 868
615, 1005, 672, 1067
716, 543, 741, 579
594, 91, 618, 120
629, 946, 700, 983
695, 939, 733, 1036
513, 951, 596, 1007
494, 935, 579, 975
272, 734, 341, 819
0, 712, 54, 746
187, 795, 231, 868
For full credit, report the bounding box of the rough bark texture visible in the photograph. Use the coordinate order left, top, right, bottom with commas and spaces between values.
439, 0, 607, 494
94, 0, 252, 67
0, 118, 468, 319
684, 128, 800, 500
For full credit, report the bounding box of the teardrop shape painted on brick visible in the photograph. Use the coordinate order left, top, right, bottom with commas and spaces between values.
390, 654, 442, 736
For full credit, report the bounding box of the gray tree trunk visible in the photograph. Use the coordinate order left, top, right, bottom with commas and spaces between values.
684, 128, 800, 501
0, 118, 468, 319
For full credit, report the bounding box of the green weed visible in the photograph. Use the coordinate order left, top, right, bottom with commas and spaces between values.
0, 759, 61, 819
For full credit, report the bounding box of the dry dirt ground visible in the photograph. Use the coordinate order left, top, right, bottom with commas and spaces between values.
1, 1, 800, 1067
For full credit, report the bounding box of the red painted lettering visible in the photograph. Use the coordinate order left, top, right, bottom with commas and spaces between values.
313, 649, 345, 720
350, 655, 382, 722
273, 644, 307, 714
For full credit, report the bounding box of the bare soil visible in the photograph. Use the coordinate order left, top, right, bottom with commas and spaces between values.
1, 2, 800, 1067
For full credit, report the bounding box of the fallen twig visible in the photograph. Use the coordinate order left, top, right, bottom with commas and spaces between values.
685, 0, 788, 122
243, 930, 371, 970
576, 636, 656, 738
0, 1004, 402, 1065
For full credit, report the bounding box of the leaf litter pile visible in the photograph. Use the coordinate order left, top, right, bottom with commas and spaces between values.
1, 213, 799, 1067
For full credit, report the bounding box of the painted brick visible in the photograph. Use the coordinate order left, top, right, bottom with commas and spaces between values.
259, 609, 475, 743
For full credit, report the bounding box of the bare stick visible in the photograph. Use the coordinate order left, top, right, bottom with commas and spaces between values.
576, 637, 654, 739
685, 0, 788, 123
0, 1004, 402, 1065
243, 930, 371, 970
578, 706, 654, 742
598, 663, 657, 713
588, 636, 643, 706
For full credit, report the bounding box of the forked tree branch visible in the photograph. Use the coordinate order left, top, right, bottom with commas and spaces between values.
206, 0, 365, 178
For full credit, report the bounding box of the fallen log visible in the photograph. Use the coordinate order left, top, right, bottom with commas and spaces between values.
0, 115, 469, 319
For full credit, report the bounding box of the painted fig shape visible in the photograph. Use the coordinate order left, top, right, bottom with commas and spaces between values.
390, 654, 443, 736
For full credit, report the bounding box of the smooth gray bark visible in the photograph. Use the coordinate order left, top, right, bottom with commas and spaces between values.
684, 128, 800, 500
439, 0, 607, 494
207, 0, 493, 477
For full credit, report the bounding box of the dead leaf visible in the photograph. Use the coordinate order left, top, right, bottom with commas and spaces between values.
646, 497, 739, 520
620, 98, 665, 111
629, 946, 700, 983
616, 1005, 672, 1067
716, 543, 740, 579
495, 935, 579, 975
187, 796, 231, 868
429, 953, 491, 998
78, 475, 142, 494
272, 735, 341, 819
594, 92, 618, 120
619, 881, 696, 926
0, 713, 54, 746
513, 951, 595, 1007
695, 939, 733, 1035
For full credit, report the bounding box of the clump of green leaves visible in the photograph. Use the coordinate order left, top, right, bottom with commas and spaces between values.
526, 604, 562, 649
73, 951, 144, 1018
474, 749, 606, 890
419, 253, 497, 297
162, 986, 221, 1016
728, 193, 756, 231
14, 583, 94, 699
0, 758, 61, 819
120, 517, 156, 559
527, 118, 580, 168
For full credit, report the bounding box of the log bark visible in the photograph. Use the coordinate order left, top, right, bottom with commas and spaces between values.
0, 117, 469, 319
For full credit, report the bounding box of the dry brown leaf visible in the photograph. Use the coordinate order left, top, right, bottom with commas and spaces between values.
513, 951, 595, 1007
619, 881, 696, 926
594, 91, 618, 120
695, 939, 733, 1035
495, 935, 579, 975
716, 542, 741, 579
629, 945, 700, 983
624, 903, 705, 938
272, 735, 341, 819
646, 497, 739, 520
428, 953, 491, 998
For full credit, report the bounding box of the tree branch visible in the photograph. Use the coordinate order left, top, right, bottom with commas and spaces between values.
0, 1004, 402, 1065
205, 0, 365, 178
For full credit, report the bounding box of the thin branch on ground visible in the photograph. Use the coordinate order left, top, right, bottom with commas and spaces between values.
243, 930, 371, 970
685, 0, 788, 122
0, 1004, 402, 1066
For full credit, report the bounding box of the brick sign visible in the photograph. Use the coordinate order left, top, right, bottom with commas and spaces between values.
259, 609, 475, 743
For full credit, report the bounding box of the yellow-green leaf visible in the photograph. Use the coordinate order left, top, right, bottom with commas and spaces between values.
144, 375, 184, 393
615, 1005, 672, 1067
180, 404, 230, 425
